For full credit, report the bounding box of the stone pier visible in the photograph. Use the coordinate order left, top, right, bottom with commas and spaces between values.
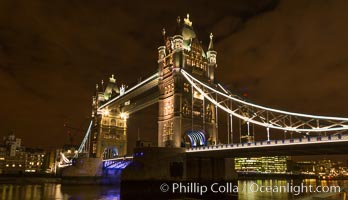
121, 147, 237, 181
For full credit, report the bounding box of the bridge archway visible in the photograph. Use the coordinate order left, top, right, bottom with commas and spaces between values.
103, 147, 119, 160
184, 130, 206, 147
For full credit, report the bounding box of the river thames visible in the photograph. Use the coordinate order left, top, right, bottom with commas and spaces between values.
0, 179, 347, 199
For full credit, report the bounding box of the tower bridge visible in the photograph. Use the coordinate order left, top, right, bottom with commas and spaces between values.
61, 15, 348, 181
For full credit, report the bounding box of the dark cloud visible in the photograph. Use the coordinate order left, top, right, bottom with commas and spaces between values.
0, 0, 347, 150
217, 0, 348, 116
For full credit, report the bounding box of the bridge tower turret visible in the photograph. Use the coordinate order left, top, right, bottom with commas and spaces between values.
90, 75, 127, 159
207, 33, 217, 82
158, 14, 218, 148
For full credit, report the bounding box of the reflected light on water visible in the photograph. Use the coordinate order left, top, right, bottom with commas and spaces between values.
0, 180, 347, 200
0, 183, 121, 200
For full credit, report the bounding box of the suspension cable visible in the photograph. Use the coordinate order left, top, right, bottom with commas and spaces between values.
181, 70, 348, 132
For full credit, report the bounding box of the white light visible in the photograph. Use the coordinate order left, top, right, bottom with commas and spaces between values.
181, 70, 348, 132
102, 156, 133, 162
102, 109, 109, 116
186, 135, 348, 153
98, 73, 159, 110
120, 112, 129, 120
77, 120, 93, 155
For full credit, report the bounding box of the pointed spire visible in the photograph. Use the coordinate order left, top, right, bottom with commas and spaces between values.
208, 33, 214, 51
96, 83, 100, 94
109, 74, 116, 83
162, 28, 166, 37
177, 16, 181, 24
162, 28, 166, 45
101, 80, 105, 91
184, 13, 192, 26
175, 16, 181, 35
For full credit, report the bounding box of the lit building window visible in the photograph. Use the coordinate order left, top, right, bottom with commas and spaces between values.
186, 58, 191, 65
193, 91, 203, 100
170, 83, 174, 93
184, 83, 190, 93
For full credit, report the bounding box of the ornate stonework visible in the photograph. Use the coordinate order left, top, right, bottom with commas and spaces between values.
158, 15, 218, 148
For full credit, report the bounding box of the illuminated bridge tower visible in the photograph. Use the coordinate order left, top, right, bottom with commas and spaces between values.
158, 15, 218, 148
90, 75, 127, 158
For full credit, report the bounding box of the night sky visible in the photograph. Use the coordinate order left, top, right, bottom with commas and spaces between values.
1, 0, 348, 150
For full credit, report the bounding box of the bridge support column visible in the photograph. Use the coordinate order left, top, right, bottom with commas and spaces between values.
224, 158, 237, 180
186, 157, 237, 181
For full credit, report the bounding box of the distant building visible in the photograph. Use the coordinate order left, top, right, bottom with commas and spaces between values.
316, 159, 332, 174
3, 132, 22, 157
235, 156, 289, 173
45, 149, 58, 173
0, 133, 26, 174
290, 160, 316, 174
25, 148, 45, 173
0, 133, 47, 174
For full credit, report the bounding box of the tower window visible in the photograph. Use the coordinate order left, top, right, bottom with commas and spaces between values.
184, 83, 190, 93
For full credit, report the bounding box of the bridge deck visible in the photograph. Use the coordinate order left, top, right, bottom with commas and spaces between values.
186, 134, 348, 157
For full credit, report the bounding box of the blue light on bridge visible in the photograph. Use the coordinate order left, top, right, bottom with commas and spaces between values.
133, 152, 144, 157
104, 160, 132, 169
187, 130, 206, 147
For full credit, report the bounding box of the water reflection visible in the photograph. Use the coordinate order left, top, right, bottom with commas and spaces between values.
0, 179, 346, 200
1, 184, 66, 200
0, 184, 119, 200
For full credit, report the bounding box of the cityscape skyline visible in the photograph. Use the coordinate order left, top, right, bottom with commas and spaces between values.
1, 131, 347, 177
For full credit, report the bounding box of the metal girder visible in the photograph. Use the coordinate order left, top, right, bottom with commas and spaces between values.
181, 69, 348, 133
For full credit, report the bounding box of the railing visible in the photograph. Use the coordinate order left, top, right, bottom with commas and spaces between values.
186, 134, 348, 153
103, 156, 133, 169
103, 160, 132, 169
181, 69, 348, 133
